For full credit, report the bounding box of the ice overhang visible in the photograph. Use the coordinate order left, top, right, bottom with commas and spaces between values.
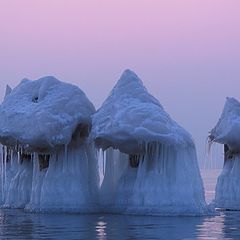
0, 76, 95, 153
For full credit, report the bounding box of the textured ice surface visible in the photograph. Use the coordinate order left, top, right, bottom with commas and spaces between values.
93, 70, 207, 215
3, 151, 33, 208
0, 76, 95, 151
215, 155, 240, 209
25, 142, 99, 213
210, 97, 240, 150
211, 97, 240, 209
0, 77, 99, 212
93, 70, 193, 154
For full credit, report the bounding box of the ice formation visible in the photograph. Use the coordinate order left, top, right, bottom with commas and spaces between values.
0, 77, 99, 212
209, 97, 240, 210
92, 69, 207, 215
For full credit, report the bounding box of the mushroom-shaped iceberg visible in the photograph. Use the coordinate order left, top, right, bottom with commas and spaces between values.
0, 76, 99, 212
209, 97, 240, 210
92, 70, 207, 215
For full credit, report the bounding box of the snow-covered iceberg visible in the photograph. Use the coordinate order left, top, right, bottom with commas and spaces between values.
0, 76, 99, 212
92, 69, 207, 215
209, 97, 240, 210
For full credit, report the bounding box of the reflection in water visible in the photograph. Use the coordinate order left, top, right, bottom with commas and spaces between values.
0, 210, 99, 239
198, 214, 225, 240
0, 209, 238, 239
223, 212, 240, 239
96, 218, 107, 240
102, 214, 204, 240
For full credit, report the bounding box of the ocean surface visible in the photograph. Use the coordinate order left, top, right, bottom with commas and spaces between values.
0, 169, 240, 240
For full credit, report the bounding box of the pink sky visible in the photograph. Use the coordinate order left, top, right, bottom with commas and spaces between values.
0, 0, 240, 166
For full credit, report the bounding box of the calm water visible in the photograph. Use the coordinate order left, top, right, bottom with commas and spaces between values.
1, 169, 240, 240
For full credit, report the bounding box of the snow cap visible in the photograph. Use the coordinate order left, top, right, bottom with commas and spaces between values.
210, 97, 240, 150
92, 69, 193, 154
0, 76, 95, 152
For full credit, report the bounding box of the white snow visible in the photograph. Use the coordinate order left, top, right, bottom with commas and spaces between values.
0, 76, 95, 151
210, 97, 240, 151
0, 76, 99, 212
92, 69, 207, 215
210, 97, 240, 209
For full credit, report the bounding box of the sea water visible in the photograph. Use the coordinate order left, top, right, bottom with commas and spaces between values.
0, 169, 239, 239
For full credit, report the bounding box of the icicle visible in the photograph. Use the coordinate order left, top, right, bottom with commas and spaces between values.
64, 144, 68, 161
156, 142, 160, 173
16, 141, 19, 153
84, 146, 89, 183
162, 144, 166, 175
2, 146, 5, 166
17, 148, 20, 165
160, 143, 164, 174
10, 149, 13, 166
4, 146, 7, 201
143, 141, 147, 158
102, 150, 105, 176
1, 146, 4, 201
205, 137, 214, 169
63, 144, 68, 172
157, 143, 161, 173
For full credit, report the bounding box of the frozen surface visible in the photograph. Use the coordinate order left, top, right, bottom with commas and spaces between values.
210, 97, 240, 151
0, 77, 99, 212
4, 153, 33, 208
210, 97, 240, 209
25, 142, 99, 213
0, 143, 100, 212
93, 70, 208, 215
99, 146, 207, 215
92, 70, 193, 154
215, 155, 240, 209
0, 76, 95, 151
0, 147, 33, 208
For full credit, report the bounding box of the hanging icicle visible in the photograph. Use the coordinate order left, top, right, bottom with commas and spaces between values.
63, 144, 68, 172
102, 150, 105, 176
1, 145, 4, 201
4, 146, 7, 201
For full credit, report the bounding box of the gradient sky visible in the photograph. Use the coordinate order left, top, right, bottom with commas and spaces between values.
0, 0, 240, 167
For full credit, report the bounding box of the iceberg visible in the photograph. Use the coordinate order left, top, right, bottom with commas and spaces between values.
209, 97, 240, 210
0, 76, 99, 212
92, 69, 207, 215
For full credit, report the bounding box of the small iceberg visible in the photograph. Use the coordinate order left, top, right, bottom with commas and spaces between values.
209, 97, 240, 210
92, 69, 207, 215
0, 76, 99, 212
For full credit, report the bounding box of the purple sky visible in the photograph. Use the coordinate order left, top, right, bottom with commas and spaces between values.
0, 0, 240, 167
